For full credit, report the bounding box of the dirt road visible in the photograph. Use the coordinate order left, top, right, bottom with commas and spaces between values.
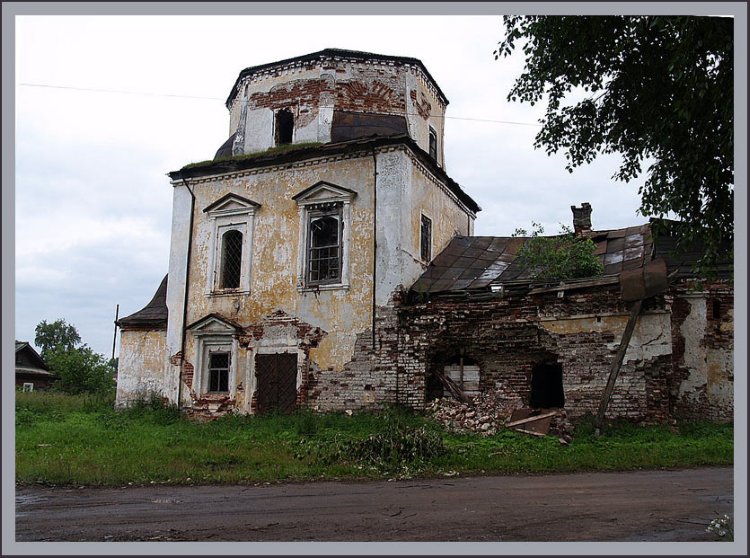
15, 467, 732, 542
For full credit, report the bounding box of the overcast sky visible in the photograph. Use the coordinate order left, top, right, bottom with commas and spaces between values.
10, 9, 731, 358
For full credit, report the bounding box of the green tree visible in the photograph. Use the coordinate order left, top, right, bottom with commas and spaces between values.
47, 346, 116, 395
34, 318, 82, 360
513, 223, 604, 282
34, 319, 115, 394
496, 16, 733, 272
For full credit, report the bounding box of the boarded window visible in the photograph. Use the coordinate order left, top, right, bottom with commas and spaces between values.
208, 352, 230, 392
307, 207, 342, 285
220, 229, 243, 289
428, 126, 438, 160
443, 356, 480, 396
420, 214, 432, 261
275, 109, 294, 145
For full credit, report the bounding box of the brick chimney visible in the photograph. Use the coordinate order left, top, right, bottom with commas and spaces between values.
571, 203, 592, 236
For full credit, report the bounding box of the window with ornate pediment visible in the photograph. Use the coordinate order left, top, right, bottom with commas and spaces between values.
292, 182, 356, 291
203, 194, 260, 294
188, 314, 240, 397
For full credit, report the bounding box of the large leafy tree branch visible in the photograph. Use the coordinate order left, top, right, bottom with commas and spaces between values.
496, 16, 733, 272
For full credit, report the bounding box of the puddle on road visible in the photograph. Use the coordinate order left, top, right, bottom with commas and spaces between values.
16, 494, 48, 506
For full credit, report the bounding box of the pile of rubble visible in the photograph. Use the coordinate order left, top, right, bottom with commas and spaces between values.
426, 391, 575, 443
426, 391, 524, 436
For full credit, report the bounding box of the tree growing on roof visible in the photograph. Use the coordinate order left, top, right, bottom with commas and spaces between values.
495, 16, 733, 274
513, 223, 604, 282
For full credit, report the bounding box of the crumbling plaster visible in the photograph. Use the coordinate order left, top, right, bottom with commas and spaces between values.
159, 144, 474, 414
227, 59, 446, 162
115, 330, 168, 406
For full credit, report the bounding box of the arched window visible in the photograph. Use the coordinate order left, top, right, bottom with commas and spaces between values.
220, 229, 243, 289
428, 126, 438, 161
275, 109, 294, 145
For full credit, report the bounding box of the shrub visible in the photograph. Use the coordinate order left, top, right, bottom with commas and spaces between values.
513, 223, 604, 282
48, 346, 116, 395
297, 408, 446, 476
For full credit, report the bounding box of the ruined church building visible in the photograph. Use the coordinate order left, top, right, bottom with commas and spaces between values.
117, 49, 733, 423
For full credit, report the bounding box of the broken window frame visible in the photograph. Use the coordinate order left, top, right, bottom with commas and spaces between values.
420, 214, 432, 262
306, 205, 343, 286
294, 182, 355, 292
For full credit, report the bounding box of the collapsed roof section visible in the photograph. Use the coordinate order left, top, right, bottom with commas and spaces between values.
410, 219, 731, 299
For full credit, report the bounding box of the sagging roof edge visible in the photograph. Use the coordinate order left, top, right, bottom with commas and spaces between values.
224, 48, 450, 109
169, 134, 481, 215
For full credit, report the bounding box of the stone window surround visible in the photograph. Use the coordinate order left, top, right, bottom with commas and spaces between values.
193, 334, 237, 398
205, 198, 258, 295
294, 182, 356, 292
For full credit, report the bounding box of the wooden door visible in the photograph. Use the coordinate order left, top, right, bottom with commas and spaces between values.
255, 353, 298, 414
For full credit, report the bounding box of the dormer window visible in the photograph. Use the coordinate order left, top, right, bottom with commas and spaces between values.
428, 126, 438, 161
275, 109, 294, 146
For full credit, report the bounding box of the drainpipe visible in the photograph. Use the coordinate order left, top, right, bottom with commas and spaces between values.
178, 177, 196, 409
371, 149, 378, 348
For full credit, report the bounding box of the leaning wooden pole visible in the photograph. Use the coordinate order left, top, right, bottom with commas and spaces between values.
111, 304, 119, 362
594, 299, 643, 435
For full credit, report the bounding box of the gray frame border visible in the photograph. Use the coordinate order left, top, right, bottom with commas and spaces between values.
3, 2, 746, 556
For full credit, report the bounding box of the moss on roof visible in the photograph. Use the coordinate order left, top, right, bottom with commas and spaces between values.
181, 142, 323, 171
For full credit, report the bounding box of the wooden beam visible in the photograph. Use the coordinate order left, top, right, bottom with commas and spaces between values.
506, 411, 558, 428
594, 299, 643, 434
438, 372, 470, 403
511, 427, 547, 437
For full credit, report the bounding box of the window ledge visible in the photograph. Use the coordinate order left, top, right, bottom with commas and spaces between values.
209, 289, 250, 298
297, 283, 350, 293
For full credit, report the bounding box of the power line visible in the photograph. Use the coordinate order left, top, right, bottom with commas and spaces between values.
18, 82, 542, 127
19, 82, 223, 100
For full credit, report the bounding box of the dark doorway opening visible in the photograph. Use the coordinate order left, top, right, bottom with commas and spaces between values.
530, 362, 565, 408
275, 109, 294, 145
255, 353, 298, 414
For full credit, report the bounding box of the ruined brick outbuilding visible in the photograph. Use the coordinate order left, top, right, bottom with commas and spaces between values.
116, 49, 733, 423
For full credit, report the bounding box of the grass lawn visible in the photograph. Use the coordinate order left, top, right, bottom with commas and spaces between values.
15, 392, 733, 487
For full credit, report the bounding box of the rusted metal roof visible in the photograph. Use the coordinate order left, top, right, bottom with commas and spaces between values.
650, 218, 733, 279
117, 275, 168, 329
411, 224, 655, 294
330, 111, 408, 143
411, 236, 525, 293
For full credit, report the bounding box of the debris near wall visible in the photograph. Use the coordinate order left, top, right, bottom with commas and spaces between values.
426, 391, 524, 436
427, 391, 575, 442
